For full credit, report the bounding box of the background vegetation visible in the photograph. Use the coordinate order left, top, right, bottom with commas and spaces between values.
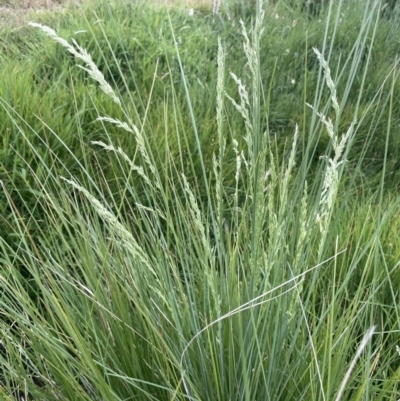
1, 0, 400, 400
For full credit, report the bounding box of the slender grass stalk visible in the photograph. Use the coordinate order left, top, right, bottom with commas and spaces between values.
334, 326, 376, 401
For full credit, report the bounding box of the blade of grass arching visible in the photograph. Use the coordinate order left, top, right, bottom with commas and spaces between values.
160, 36, 203, 204
166, 68, 187, 174
306, 0, 336, 139
375, 236, 400, 334
334, 326, 376, 401
344, 58, 400, 198
323, 236, 339, 400
27, 22, 163, 211
378, 239, 400, 334
87, 11, 167, 175
0, 246, 95, 399
155, 151, 211, 363
0, 98, 106, 205
377, 57, 396, 228
68, 72, 95, 192
0, 177, 46, 275
302, 1, 362, 177
323, 1, 381, 200
346, 3, 381, 119
302, 30, 308, 160
18, 189, 172, 398
77, 7, 146, 122
179, 251, 345, 399
95, 60, 168, 231
6, 112, 126, 281
2, 123, 175, 398
28, 22, 177, 300
158, 48, 227, 397
338, 0, 380, 122
363, 55, 398, 401
326, 206, 400, 400
26, 254, 118, 400
304, 1, 378, 185
298, 7, 396, 388
167, 12, 220, 263
290, 263, 325, 401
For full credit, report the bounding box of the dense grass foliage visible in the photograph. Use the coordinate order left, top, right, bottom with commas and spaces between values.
1, 0, 400, 400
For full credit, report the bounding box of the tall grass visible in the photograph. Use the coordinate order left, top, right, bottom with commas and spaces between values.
1, 0, 400, 400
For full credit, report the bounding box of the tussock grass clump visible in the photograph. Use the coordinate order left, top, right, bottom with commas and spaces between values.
1, 0, 400, 400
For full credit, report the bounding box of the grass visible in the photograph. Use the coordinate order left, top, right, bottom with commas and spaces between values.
1, 0, 400, 400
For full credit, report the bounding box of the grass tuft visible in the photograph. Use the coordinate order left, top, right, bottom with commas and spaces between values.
0, 0, 400, 400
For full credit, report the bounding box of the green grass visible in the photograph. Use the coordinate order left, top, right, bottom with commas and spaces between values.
1, 0, 400, 400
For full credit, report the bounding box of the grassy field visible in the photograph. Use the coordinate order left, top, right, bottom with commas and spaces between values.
0, 0, 216, 29
1, 0, 400, 400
